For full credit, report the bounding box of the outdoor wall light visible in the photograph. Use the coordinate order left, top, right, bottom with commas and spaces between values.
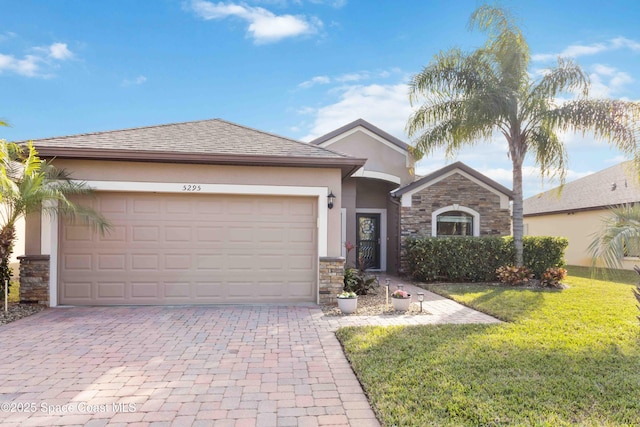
417, 292, 425, 312
328, 191, 336, 209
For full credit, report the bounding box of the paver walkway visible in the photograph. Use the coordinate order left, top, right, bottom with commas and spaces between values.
0, 279, 499, 427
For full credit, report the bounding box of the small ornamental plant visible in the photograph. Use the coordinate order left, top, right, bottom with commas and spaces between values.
541, 267, 567, 288
496, 265, 534, 286
337, 291, 357, 299
391, 289, 411, 299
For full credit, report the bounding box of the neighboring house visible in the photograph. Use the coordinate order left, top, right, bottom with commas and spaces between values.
523, 161, 640, 269
19, 118, 512, 307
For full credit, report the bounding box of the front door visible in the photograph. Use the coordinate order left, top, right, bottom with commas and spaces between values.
356, 213, 381, 270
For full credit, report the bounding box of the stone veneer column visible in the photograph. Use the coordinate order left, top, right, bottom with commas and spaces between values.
318, 256, 345, 305
18, 255, 50, 305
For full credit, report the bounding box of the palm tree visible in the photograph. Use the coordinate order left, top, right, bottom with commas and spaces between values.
406, 4, 640, 266
588, 204, 640, 270
0, 140, 110, 299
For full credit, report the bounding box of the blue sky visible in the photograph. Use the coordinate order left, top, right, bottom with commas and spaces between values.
1, 0, 639, 197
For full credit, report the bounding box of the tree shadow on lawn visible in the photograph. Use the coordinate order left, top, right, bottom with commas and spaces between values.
337, 323, 640, 426
423, 283, 553, 322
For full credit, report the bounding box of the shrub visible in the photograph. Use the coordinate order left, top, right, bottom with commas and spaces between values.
406, 236, 512, 282
343, 267, 378, 295
406, 236, 568, 282
540, 267, 567, 288
496, 265, 533, 286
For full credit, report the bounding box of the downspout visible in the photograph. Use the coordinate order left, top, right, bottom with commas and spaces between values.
389, 193, 402, 276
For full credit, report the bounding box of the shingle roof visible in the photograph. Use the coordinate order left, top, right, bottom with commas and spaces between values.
27, 118, 366, 176
392, 161, 513, 198
523, 161, 640, 216
30, 118, 349, 158
309, 118, 410, 151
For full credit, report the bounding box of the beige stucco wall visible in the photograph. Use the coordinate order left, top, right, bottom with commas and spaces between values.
525, 209, 638, 270
26, 160, 344, 258
321, 130, 413, 186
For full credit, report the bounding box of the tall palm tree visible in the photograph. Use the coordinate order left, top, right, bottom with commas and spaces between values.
0, 140, 110, 298
406, 4, 640, 266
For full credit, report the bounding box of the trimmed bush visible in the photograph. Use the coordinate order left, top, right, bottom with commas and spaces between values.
406, 235, 568, 282
406, 236, 512, 282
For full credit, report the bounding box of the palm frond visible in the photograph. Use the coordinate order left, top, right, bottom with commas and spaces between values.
589, 204, 640, 269
546, 99, 640, 166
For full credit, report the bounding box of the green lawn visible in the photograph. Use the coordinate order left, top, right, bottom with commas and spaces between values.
336, 267, 640, 426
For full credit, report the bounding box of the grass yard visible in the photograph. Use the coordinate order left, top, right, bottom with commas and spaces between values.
336, 267, 640, 426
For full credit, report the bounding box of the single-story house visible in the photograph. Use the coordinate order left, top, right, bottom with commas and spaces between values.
19, 118, 512, 307
523, 161, 640, 269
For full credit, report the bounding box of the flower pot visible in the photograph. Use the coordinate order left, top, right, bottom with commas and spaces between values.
392, 296, 412, 312
337, 297, 358, 314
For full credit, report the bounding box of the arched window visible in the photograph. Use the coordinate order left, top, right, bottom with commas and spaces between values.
436, 211, 474, 236
431, 205, 480, 237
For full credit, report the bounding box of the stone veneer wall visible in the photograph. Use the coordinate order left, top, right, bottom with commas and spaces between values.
18, 255, 50, 305
318, 256, 345, 305
399, 173, 511, 273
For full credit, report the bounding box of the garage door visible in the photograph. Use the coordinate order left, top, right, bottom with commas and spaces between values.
59, 192, 317, 305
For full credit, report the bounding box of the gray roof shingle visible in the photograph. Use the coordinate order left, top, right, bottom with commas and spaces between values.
523, 161, 640, 216
29, 118, 352, 159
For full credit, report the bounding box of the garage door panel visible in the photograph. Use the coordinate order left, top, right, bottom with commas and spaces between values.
130, 282, 159, 298
165, 254, 191, 270
195, 254, 224, 270
97, 282, 126, 298
60, 193, 317, 305
165, 282, 191, 298
97, 254, 126, 271
65, 253, 93, 270
63, 282, 92, 299
99, 225, 127, 242
131, 254, 160, 270
194, 282, 225, 298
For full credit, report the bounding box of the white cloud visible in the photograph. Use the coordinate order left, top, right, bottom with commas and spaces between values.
188, 0, 322, 44
335, 72, 369, 82
301, 83, 411, 141
0, 42, 74, 77
48, 42, 73, 60
298, 75, 330, 88
533, 37, 640, 62
123, 75, 148, 86
0, 53, 41, 77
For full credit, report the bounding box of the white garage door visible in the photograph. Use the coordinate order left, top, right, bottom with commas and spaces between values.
59, 192, 317, 305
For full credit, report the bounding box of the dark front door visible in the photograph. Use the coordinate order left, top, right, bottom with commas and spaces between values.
356, 213, 381, 270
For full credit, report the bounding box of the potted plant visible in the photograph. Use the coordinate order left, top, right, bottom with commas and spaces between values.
337, 291, 358, 314
391, 289, 412, 312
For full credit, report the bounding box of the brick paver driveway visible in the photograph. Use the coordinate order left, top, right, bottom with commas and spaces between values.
0, 305, 380, 426
0, 287, 498, 426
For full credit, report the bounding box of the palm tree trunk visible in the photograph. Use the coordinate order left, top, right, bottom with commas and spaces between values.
0, 225, 15, 263
512, 156, 524, 266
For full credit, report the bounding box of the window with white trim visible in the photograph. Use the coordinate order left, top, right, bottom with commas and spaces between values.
436, 211, 474, 236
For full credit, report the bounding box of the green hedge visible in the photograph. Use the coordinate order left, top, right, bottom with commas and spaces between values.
405, 236, 568, 282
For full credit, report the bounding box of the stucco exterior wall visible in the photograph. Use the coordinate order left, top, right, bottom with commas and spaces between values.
28, 160, 344, 258
321, 131, 413, 186
525, 209, 638, 270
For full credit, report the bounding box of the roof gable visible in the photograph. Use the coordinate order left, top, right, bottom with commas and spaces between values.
309, 119, 410, 153
393, 161, 513, 199
524, 161, 640, 216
